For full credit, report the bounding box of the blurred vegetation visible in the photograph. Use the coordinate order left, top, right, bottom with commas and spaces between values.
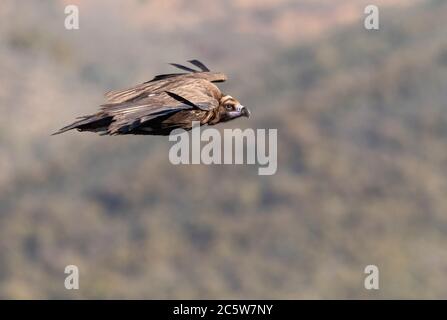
0, 0, 446, 298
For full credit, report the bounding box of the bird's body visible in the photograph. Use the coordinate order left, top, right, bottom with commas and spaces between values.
54, 60, 250, 136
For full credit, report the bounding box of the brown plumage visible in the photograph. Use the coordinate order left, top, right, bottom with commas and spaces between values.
53, 60, 250, 136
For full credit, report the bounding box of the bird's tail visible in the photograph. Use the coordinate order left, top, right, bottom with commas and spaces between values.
52, 115, 110, 135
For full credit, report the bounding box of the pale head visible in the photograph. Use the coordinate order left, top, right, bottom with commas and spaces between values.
218, 95, 250, 122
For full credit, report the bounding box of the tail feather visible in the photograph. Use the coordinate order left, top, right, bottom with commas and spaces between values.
52, 115, 109, 135
52, 120, 85, 135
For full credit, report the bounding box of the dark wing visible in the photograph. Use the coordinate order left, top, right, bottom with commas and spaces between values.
105, 82, 219, 134
104, 60, 226, 104
53, 78, 220, 135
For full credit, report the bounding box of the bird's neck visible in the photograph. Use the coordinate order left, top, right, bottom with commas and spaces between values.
206, 108, 222, 125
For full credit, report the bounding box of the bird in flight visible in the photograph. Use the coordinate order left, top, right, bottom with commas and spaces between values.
54, 60, 250, 136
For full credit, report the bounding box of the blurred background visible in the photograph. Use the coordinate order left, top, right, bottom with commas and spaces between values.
0, 0, 446, 299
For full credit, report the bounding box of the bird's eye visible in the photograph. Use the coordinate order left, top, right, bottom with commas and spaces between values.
225, 104, 233, 111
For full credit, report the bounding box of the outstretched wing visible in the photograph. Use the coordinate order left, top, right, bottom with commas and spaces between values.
104, 60, 227, 104
104, 84, 219, 134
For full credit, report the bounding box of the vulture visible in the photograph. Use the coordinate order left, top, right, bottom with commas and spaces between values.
53, 60, 250, 136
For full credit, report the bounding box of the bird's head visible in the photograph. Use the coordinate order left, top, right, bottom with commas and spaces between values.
218, 95, 250, 122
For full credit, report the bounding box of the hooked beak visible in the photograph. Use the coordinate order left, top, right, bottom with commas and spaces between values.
240, 106, 251, 118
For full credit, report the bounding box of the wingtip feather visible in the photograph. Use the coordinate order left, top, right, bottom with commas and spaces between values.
188, 59, 210, 72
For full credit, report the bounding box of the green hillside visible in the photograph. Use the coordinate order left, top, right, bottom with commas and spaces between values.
0, 0, 446, 298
